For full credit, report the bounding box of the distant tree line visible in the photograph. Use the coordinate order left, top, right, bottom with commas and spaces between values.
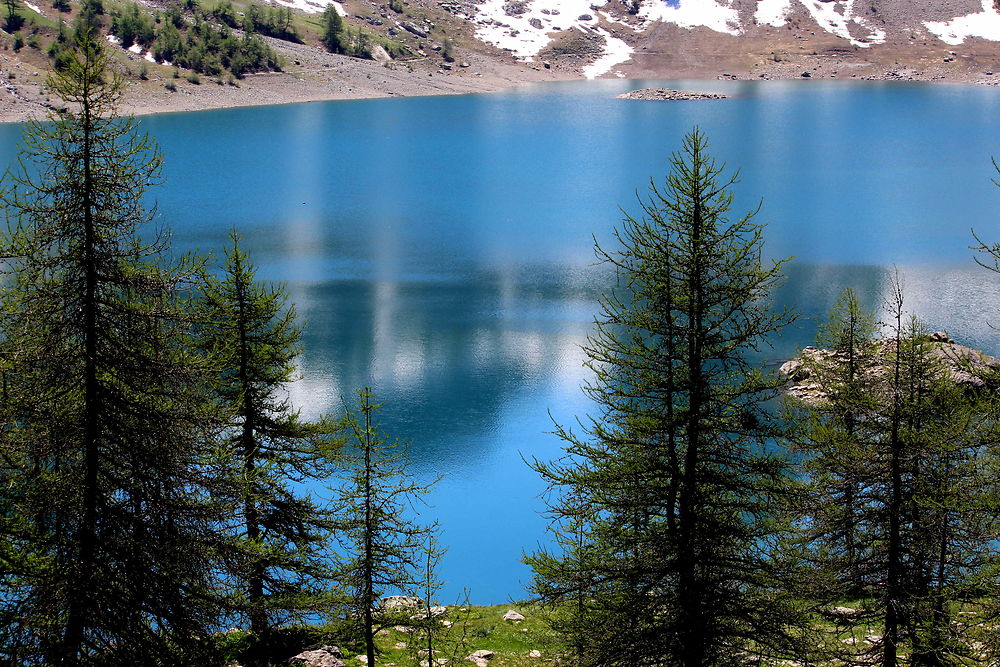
0, 34, 439, 666
41, 0, 281, 79
9, 0, 411, 80
210, 1, 301, 44
320, 4, 410, 61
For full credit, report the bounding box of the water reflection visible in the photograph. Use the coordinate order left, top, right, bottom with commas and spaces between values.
4, 80, 1000, 601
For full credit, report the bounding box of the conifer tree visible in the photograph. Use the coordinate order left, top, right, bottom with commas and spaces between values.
787, 288, 880, 600
408, 532, 446, 666
196, 231, 340, 662
3, 0, 22, 32
790, 282, 1000, 665
333, 388, 438, 667
527, 129, 802, 667
0, 32, 221, 665
321, 5, 346, 53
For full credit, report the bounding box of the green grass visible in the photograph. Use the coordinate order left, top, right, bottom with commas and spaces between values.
218, 603, 565, 667
341, 603, 561, 666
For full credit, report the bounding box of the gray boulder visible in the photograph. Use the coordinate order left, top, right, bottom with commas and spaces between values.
382, 595, 422, 611
467, 650, 495, 667
288, 646, 346, 667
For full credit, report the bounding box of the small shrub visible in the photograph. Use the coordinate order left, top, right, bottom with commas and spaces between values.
389, 0, 403, 13
215, 629, 256, 663
164, 79, 176, 91
12, 34, 24, 51
185, 70, 200, 84
4, 14, 25, 32
138, 62, 148, 79
473, 621, 496, 638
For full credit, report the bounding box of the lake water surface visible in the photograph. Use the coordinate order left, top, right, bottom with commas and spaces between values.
2, 79, 1000, 603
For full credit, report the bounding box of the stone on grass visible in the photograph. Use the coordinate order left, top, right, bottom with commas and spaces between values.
466, 650, 494, 667
382, 595, 422, 611
502, 609, 525, 622
288, 646, 347, 667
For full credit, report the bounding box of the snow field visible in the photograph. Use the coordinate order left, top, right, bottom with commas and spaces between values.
924, 0, 1000, 46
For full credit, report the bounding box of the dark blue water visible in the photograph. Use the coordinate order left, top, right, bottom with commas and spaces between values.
3, 79, 1000, 603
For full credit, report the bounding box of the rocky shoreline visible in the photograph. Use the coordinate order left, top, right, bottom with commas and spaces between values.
616, 88, 728, 101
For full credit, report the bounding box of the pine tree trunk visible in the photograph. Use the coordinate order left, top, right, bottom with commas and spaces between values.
883, 317, 904, 667
364, 402, 376, 667
678, 163, 706, 667
61, 72, 99, 667
234, 255, 268, 653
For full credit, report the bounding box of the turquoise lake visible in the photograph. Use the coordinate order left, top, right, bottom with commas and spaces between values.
3, 78, 1000, 603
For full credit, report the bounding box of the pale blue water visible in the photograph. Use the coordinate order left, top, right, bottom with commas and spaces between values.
3, 79, 1000, 603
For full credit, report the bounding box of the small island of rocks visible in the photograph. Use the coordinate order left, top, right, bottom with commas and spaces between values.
616, 88, 729, 101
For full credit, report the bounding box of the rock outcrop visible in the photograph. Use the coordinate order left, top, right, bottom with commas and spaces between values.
781, 332, 1000, 403
382, 595, 422, 611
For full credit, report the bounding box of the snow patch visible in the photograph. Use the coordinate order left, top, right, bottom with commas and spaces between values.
755, 0, 791, 27
474, 0, 601, 59
582, 27, 633, 77
798, 0, 885, 47
924, 0, 1000, 45
639, 0, 740, 36
107, 35, 157, 62
23, 1, 43, 14
272, 0, 344, 14
474, 0, 896, 59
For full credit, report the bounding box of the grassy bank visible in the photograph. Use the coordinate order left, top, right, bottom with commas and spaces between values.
220, 602, 564, 666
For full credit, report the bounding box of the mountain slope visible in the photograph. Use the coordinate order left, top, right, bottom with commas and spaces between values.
3, 0, 1000, 121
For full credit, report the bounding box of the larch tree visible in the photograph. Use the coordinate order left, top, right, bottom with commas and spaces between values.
321, 5, 346, 54
0, 32, 222, 665
3, 0, 22, 32
785, 287, 880, 602
196, 231, 340, 664
789, 280, 1000, 666
332, 387, 438, 667
527, 128, 803, 667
